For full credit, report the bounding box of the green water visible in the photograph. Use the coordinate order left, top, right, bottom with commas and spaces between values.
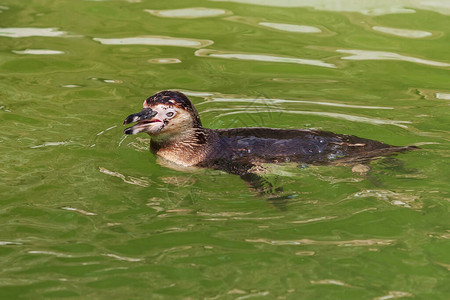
1, 0, 449, 299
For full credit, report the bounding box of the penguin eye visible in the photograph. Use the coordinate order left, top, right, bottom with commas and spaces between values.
166, 111, 175, 118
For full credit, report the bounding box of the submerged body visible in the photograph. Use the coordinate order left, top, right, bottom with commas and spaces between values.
197, 128, 411, 174
124, 91, 414, 176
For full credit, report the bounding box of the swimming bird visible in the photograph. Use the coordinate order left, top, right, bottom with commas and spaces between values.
123, 91, 415, 186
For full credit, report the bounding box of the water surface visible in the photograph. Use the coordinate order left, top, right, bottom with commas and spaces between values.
0, 0, 449, 299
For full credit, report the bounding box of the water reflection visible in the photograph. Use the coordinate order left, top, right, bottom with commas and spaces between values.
103, 253, 142, 262
30, 141, 71, 149
94, 36, 213, 48
195, 49, 336, 68
161, 176, 196, 187
179, 90, 216, 97
61, 206, 97, 216
205, 96, 393, 109
96, 125, 117, 137
350, 189, 421, 209
295, 251, 315, 256
12, 49, 64, 55
436, 93, 450, 100
246, 238, 394, 246
235, 291, 269, 299
99, 167, 150, 187
204, 108, 411, 128
27, 250, 74, 258
0, 27, 67, 38
310, 279, 353, 287
145, 7, 230, 18
372, 26, 432, 38
374, 291, 414, 300
259, 22, 321, 33
0, 241, 22, 245
210, 0, 450, 15
62, 84, 80, 88
147, 58, 182, 64
224, 15, 333, 36
90, 77, 123, 84
126, 137, 149, 152
291, 216, 337, 224
337, 49, 450, 67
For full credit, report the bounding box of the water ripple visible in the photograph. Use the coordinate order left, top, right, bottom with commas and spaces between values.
310, 279, 354, 287
195, 49, 336, 68
61, 206, 97, 216
0, 241, 22, 246
291, 216, 337, 224
350, 189, 421, 209
28, 250, 74, 258
236, 291, 270, 300
144, 7, 230, 18
12, 49, 64, 55
178, 90, 217, 97
30, 141, 71, 149
337, 49, 450, 67
94, 36, 213, 48
246, 238, 394, 246
204, 108, 411, 128
210, 0, 450, 15
372, 26, 432, 38
374, 291, 414, 300
259, 22, 321, 33
96, 125, 117, 136
103, 253, 142, 262
436, 93, 450, 100
0, 27, 67, 38
205, 96, 393, 109
147, 58, 182, 64
224, 15, 334, 36
99, 167, 150, 187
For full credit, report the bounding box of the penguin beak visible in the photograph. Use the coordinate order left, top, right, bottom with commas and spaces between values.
123, 108, 157, 125
123, 108, 158, 135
